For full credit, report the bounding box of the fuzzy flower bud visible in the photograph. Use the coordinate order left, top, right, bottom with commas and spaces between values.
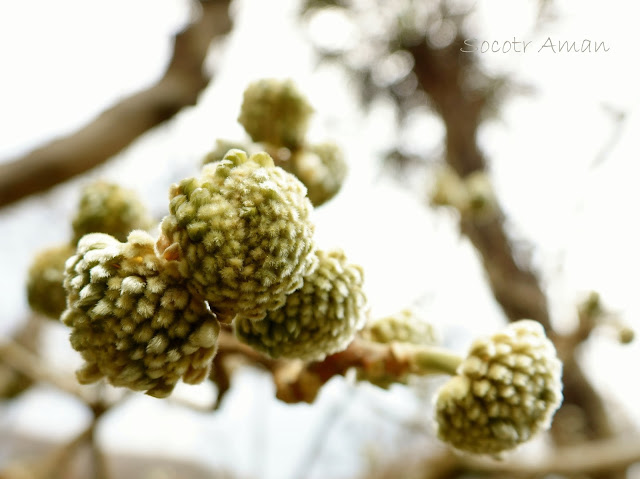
358, 310, 437, 390
435, 320, 562, 455
62, 231, 220, 398
72, 181, 153, 244
235, 248, 367, 361
238, 79, 313, 149
26, 243, 75, 320
159, 150, 316, 321
290, 143, 347, 206
363, 309, 437, 345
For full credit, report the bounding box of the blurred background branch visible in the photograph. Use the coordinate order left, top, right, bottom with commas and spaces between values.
0, 0, 232, 209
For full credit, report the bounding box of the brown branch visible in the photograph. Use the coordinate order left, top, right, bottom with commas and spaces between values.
0, 337, 94, 403
369, 432, 640, 479
407, 38, 551, 331
213, 331, 460, 405
463, 434, 640, 475
0, 315, 41, 398
407, 33, 621, 478
0, 420, 94, 479
0, 0, 232, 208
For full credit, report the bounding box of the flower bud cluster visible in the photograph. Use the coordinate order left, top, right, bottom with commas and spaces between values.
235, 248, 367, 361
47, 79, 367, 397
435, 320, 563, 454
211, 79, 347, 207
60, 147, 361, 395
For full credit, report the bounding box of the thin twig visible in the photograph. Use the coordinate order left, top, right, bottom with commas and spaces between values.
0, 315, 42, 398
0, 0, 233, 208
0, 338, 92, 403
0, 420, 95, 479
289, 387, 357, 479
591, 105, 628, 168
90, 426, 111, 479
44, 424, 93, 479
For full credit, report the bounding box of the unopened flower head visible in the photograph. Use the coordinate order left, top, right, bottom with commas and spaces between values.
62, 231, 220, 398
235, 248, 367, 361
363, 309, 437, 345
159, 150, 317, 321
238, 78, 313, 149
435, 320, 563, 455
27, 243, 75, 320
72, 181, 153, 244
290, 143, 347, 207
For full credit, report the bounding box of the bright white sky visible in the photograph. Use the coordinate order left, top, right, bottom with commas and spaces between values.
1, 0, 640, 477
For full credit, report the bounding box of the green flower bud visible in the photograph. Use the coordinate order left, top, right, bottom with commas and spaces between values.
62, 231, 220, 398
435, 320, 562, 455
235, 248, 367, 361
363, 309, 437, 345
290, 143, 347, 207
26, 243, 75, 320
72, 181, 153, 244
238, 79, 313, 149
202, 139, 252, 166
159, 150, 317, 322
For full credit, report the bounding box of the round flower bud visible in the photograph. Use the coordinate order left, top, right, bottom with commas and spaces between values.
238, 78, 313, 149
61, 231, 220, 398
26, 243, 75, 320
158, 150, 317, 322
235, 248, 367, 361
363, 309, 437, 345
72, 181, 153, 244
290, 143, 347, 207
435, 320, 563, 455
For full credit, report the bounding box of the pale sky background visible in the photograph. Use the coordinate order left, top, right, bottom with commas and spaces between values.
1, 0, 640, 478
